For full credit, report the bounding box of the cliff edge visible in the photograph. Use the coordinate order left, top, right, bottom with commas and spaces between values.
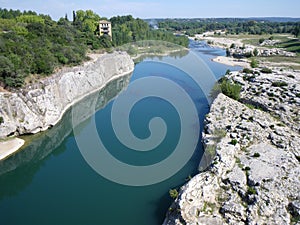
164, 68, 300, 225
0, 51, 134, 138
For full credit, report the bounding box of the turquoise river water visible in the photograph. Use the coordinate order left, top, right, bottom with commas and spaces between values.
0, 41, 241, 225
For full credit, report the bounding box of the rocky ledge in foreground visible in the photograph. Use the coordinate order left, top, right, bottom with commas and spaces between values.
0, 52, 134, 138
163, 68, 300, 225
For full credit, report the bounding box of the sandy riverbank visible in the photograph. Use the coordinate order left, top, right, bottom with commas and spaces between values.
212, 56, 249, 68
0, 138, 25, 160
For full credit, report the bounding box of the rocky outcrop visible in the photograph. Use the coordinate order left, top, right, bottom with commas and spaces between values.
163, 69, 300, 225
259, 39, 280, 46
227, 68, 300, 133
199, 36, 297, 58
0, 52, 134, 138
228, 46, 296, 58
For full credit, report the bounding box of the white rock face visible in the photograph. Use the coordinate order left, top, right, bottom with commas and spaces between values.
227, 68, 300, 133
164, 92, 300, 224
0, 52, 134, 138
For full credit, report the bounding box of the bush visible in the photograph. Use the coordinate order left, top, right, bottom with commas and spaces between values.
272, 81, 288, 87
253, 48, 259, 56
244, 166, 251, 171
243, 68, 253, 74
247, 187, 257, 195
219, 78, 242, 100
169, 189, 179, 199
253, 152, 260, 157
260, 67, 273, 73
0, 116, 3, 124
250, 58, 258, 68
259, 38, 265, 44
230, 139, 238, 145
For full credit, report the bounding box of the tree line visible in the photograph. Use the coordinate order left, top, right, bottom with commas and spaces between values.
158, 18, 300, 37
0, 8, 189, 88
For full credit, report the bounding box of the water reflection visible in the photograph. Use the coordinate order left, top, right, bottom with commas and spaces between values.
0, 74, 131, 198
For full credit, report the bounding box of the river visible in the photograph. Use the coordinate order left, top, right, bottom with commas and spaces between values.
0, 41, 241, 225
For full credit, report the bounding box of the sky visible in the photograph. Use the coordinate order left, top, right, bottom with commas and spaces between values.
0, 0, 299, 20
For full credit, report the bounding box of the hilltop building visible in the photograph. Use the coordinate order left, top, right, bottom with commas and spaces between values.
99, 20, 112, 40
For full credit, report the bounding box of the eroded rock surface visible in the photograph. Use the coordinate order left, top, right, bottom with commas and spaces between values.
0, 52, 134, 138
164, 89, 300, 224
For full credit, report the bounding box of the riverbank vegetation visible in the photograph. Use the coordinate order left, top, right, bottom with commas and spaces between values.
0, 8, 188, 88
157, 18, 300, 37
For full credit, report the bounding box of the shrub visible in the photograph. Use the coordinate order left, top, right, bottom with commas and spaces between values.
253, 48, 259, 56
230, 139, 238, 145
244, 166, 251, 171
225, 69, 231, 75
169, 189, 179, 199
259, 38, 265, 44
243, 68, 253, 74
247, 187, 257, 195
219, 78, 242, 100
250, 58, 258, 68
272, 81, 288, 87
260, 67, 273, 74
230, 43, 236, 48
253, 152, 260, 157
0, 116, 3, 125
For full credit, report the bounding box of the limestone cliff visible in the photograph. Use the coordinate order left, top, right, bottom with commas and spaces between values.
0, 52, 134, 138
164, 68, 300, 225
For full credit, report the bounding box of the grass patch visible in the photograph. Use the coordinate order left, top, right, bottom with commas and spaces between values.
276, 38, 300, 53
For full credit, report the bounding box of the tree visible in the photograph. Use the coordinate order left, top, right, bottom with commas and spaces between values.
73, 10, 100, 33
292, 23, 300, 37
72, 10, 76, 22
250, 58, 258, 68
0, 56, 15, 82
253, 48, 259, 56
